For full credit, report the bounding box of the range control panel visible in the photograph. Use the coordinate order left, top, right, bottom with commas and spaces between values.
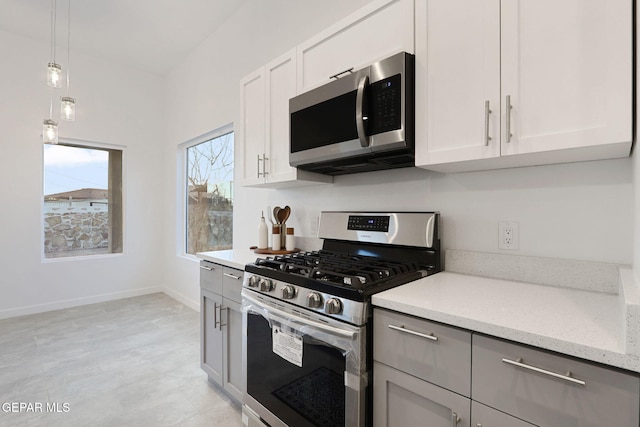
347, 215, 390, 232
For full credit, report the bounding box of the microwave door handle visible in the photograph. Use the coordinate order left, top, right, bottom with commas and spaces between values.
356, 75, 370, 148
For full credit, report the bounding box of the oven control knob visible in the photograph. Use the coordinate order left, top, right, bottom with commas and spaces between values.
248, 276, 260, 288
259, 278, 274, 292
306, 292, 323, 309
281, 285, 296, 299
325, 298, 343, 315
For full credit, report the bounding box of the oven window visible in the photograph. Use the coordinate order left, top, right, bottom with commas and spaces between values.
246, 312, 346, 427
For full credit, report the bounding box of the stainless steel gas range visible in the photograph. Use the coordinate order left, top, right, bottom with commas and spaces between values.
241, 211, 441, 427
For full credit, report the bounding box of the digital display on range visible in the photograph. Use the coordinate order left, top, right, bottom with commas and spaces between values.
347, 215, 390, 232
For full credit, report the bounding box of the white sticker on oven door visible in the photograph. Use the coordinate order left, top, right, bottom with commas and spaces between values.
272, 325, 303, 367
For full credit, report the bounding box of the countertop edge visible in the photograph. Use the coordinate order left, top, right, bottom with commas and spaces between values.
196, 249, 257, 271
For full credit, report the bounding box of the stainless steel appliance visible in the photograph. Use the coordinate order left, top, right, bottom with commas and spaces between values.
241, 211, 440, 427
289, 52, 415, 175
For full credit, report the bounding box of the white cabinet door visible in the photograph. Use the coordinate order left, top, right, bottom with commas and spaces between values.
500, 0, 632, 158
238, 52, 332, 188
297, 0, 415, 93
416, 0, 632, 173
415, 0, 500, 167
237, 67, 266, 186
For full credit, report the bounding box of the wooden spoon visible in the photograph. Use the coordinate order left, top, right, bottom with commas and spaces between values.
273, 206, 281, 224
278, 205, 291, 224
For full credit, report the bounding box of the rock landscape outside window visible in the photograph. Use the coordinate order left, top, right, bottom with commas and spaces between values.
43, 143, 123, 259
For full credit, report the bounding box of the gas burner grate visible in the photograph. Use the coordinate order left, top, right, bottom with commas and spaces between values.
254, 250, 423, 289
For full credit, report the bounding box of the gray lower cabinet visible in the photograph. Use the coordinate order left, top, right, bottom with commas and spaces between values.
200, 261, 244, 403
373, 361, 471, 427
374, 308, 640, 427
472, 334, 640, 427
373, 308, 472, 427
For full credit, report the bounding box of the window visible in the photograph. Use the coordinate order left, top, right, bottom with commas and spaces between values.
186, 130, 234, 255
43, 142, 123, 259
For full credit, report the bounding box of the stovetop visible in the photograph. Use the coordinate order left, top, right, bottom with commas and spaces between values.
245, 250, 435, 300
243, 211, 441, 325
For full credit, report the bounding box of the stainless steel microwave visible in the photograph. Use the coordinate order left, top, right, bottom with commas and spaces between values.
289, 52, 415, 175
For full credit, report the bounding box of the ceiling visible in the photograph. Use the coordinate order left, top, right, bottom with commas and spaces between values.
0, 0, 249, 75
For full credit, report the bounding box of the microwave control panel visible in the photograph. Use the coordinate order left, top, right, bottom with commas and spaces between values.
368, 73, 402, 135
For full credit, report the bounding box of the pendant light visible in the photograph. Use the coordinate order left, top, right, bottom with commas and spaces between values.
47, 0, 62, 88
60, 0, 75, 121
43, 96, 58, 144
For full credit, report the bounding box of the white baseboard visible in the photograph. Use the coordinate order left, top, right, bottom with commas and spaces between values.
162, 287, 200, 312
0, 287, 163, 320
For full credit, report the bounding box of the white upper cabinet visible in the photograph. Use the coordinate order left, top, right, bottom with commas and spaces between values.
416, 0, 633, 173
297, 0, 415, 93
237, 50, 332, 188
414, 0, 501, 166
237, 67, 265, 187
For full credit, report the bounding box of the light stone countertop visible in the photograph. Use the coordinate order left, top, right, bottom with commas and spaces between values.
372, 271, 640, 373
197, 249, 259, 270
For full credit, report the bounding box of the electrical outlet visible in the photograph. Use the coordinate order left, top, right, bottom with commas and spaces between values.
499, 221, 519, 250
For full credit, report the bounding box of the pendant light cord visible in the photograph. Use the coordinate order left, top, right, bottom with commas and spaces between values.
66, 0, 71, 94
50, 0, 57, 63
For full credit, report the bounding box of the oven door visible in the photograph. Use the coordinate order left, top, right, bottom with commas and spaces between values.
242, 289, 367, 427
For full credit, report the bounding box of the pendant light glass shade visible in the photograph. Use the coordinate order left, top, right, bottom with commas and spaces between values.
60, 96, 75, 121
47, 62, 62, 87
43, 119, 59, 144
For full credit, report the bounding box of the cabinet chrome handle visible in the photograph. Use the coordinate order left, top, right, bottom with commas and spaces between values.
356, 75, 370, 148
200, 265, 214, 271
476, 424, 482, 427
257, 154, 262, 178
505, 95, 513, 143
388, 324, 438, 341
451, 412, 460, 426
501, 357, 586, 386
219, 306, 227, 331
213, 302, 219, 328
484, 100, 492, 146
262, 153, 268, 176
223, 272, 242, 280
330, 67, 354, 80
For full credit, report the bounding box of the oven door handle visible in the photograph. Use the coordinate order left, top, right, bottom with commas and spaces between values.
243, 292, 356, 339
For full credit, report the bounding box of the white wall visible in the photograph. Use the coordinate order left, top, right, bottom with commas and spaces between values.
0, 30, 165, 318
162, 0, 374, 307
162, 0, 635, 308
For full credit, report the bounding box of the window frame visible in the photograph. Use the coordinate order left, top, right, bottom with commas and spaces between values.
41, 138, 127, 263
178, 123, 234, 260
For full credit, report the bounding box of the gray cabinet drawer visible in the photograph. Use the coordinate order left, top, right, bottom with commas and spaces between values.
200, 261, 223, 293
373, 308, 471, 396
472, 334, 640, 427
222, 267, 243, 303
471, 401, 535, 427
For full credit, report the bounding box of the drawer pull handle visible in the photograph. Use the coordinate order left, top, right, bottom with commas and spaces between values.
388, 324, 438, 341
451, 412, 460, 426
501, 357, 586, 386
224, 273, 242, 280
200, 266, 214, 271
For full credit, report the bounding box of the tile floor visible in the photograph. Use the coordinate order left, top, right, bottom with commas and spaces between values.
0, 293, 243, 426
